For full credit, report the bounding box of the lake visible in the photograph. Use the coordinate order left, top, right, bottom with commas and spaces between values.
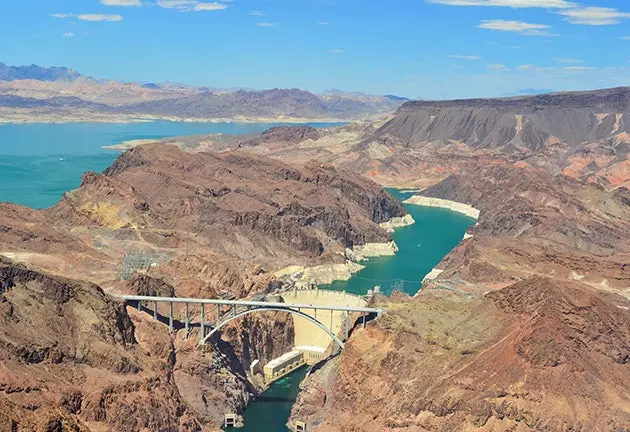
321, 189, 476, 297
0, 121, 340, 209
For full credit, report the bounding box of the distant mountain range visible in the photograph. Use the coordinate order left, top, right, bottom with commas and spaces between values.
0, 62, 409, 122
0, 62, 81, 82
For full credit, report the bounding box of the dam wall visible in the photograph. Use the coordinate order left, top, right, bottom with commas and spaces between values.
403, 196, 480, 219
280, 289, 367, 363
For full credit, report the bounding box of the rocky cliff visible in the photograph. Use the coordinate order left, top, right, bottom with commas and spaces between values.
0, 144, 406, 430
292, 277, 630, 431
0, 257, 257, 431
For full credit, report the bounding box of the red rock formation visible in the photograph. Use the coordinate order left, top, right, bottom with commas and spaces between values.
292, 277, 630, 431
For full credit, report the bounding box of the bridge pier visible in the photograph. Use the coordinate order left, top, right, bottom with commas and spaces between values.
201, 303, 206, 341
169, 302, 174, 331
153, 301, 158, 321
185, 303, 189, 337
330, 310, 333, 332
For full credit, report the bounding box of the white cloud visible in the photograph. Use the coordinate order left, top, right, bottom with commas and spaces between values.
50, 13, 73, 18
329, 49, 344, 53
427, 0, 575, 8
477, 19, 554, 35
257, 22, 278, 27
249, 10, 265, 16
100, 0, 141, 6
77, 14, 123, 21
555, 57, 582, 63
62, 32, 75, 37
317, 21, 330, 25
517, 64, 533, 70
564, 66, 594, 70
620, 36, 630, 40
157, 0, 195, 8
487, 63, 508, 70
194, 2, 228, 11
157, 0, 227, 11
448, 54, 481, 60
557, 7, 630, 25
486, 41, 498, 44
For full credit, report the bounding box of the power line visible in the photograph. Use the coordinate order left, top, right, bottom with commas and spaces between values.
352, 275, 424, 284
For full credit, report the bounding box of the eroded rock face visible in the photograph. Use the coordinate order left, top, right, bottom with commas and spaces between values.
420, 164, 630, 294
0, 146, 407, 430
0, 257, 277, 431
292, 278, 630, 431
0, 144, 405, 296
162, 87, 630, 189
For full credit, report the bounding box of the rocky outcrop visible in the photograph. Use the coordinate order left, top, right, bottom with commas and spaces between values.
126, 273, 175, 297
414, 164, 630, 295
0, 144, 404, 298
0, 144, 407, 430
0, 257, 272, 431
292, 277, 630, 431
219, 311, 296, 372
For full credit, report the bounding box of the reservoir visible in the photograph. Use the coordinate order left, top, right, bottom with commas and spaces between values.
0, 121, 340, 209
227, 190, 475, 431
322, 189, 476, 297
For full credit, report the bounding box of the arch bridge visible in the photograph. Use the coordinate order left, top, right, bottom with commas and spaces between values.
119, 294, 383, 349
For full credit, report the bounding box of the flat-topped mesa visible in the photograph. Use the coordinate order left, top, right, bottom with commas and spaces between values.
371, 87, 630, 172
398, 86, 630, 111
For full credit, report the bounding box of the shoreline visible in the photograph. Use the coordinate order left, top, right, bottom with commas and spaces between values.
273, 214, 417, 287
403, 195, 480, 219
0, 113, 353, 126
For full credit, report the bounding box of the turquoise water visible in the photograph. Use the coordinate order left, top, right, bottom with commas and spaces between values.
321, 189, 476, 296
227, 192, 475, 431
0, 122, 340, 209
226, 367, 308, 432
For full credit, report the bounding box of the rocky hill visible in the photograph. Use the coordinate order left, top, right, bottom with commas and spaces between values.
292, 276, 630, 431
0, 144, 405, 293
0, 145, 406, 430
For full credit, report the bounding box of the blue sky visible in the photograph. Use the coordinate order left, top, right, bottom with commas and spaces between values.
0, 0, 629, 99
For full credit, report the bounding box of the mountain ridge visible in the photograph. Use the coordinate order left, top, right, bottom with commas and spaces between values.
0, 62, 82, 82
0, 61, 409, 122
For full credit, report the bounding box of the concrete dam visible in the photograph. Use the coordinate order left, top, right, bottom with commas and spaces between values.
262, 289, 369, 383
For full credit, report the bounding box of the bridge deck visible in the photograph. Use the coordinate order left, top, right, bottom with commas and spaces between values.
117, 294, 383, 314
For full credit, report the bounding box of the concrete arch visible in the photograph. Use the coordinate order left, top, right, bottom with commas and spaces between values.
199, 306, 345, 349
